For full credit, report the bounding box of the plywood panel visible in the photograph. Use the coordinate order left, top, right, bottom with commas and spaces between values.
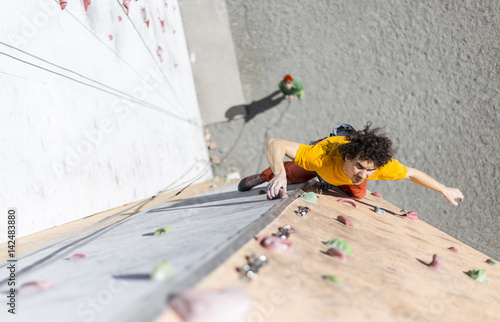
158, 185, 500, 321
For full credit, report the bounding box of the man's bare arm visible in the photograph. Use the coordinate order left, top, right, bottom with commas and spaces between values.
405, 167, 464, 206
265, 138, 301, 198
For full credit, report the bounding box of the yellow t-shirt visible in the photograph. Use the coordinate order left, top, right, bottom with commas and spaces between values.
293, 136, 407, 185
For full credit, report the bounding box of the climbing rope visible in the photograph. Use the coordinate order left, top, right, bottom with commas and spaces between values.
0, 45, 196, 125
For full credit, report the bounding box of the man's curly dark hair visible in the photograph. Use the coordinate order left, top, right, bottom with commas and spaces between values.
338, 122, 396, 168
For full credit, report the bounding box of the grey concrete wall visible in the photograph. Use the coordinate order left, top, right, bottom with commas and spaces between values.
207, 0, 500, 259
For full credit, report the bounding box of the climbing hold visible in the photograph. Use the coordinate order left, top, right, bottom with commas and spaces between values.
69, 253, 86, 259
448, 246, 458, 253
256, 235, 293, 253
337, 215, 354, 227
371, 191, 383, 198
326, 247, 347, 263
154, 226, 171, 235
402, 211, 419, 222
123, 0, 130, 14
18, 281, 54, 295
83, 0, 91, 12
150, 260, 173, 281
295, 205, 311, 217
238, 253, 268, 281
109, 35, 113, 41
374, 206, 385, 215
428, 254, 443, 272
59, 0, 67, 10
141, 7, 150, 28
299, 192, 317, 204
157, 46, 163, 62
118, 16, 122, 22
267, 188, 288, 200
486, 259, 497, 266
338, 198, 357, 208
401, 209, 408, 214
322, 275, 342, 286
274, 224, 296, 239
170, 288, 250, 322
159, 17, 166, 30
324, 238, 353, 255
465, 269, 488, 283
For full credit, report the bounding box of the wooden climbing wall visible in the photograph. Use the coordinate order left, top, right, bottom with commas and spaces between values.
157, 185, 500, 321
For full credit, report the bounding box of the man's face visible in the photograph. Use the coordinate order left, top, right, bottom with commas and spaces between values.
342, 156, 377, 185
284, 81, 293, 89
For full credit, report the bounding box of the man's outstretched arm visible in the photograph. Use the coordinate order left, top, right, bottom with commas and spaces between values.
405, 167, 464, 206
265, 138, 301, 199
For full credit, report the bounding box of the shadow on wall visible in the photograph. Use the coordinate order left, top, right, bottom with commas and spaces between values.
225, 90, 284, 123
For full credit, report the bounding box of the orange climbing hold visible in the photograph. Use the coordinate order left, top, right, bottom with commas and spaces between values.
337, 215, 354, 227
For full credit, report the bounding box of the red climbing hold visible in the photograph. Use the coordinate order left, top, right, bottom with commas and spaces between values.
118, 16, 122, 22
337, 215, 354, 227
59, 0, 67, 10
256, 235, 293, 253
326, 248, 347, 263
371, 191, 383, 198
448, 246, 458, 253
109, 35, 113, 41
157, 46, 163, 62
83, 0, 91, 12
123, 0, 130, 15
69, 253, 86, 259
18, 281, 54, 295
403, 211, 419, 222
338, 198, 357, 208
267, 188, 288, 200
141, 7, 150, 28
428, 254, 443, 272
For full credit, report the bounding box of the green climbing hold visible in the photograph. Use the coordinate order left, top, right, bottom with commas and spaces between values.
322, 275, 342, 286
299, 192, 317, 204
375, 206, 385, 215
465, 269, 488, 283
324, 238, 353, 256
150, 260, 174, 281
154, 226, 171, 235
486, 259, 497, 266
